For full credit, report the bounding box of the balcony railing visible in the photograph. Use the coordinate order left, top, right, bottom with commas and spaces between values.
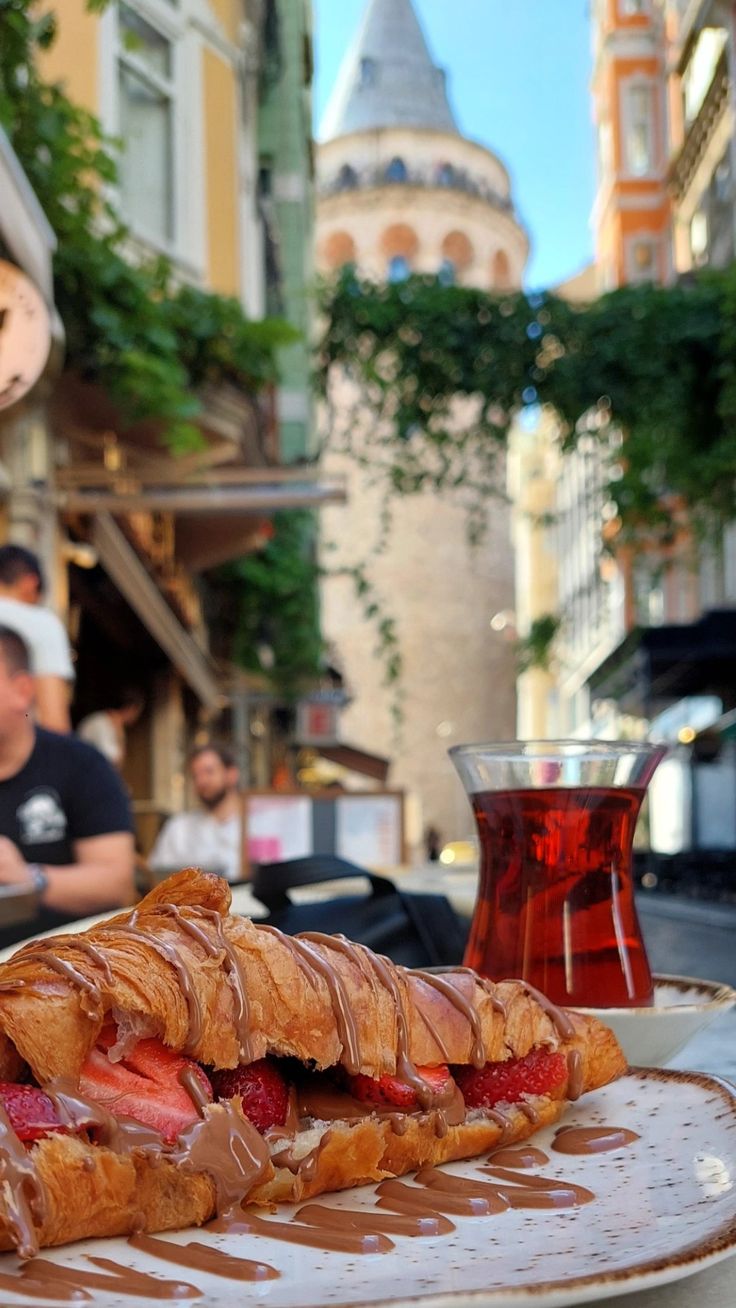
670, 46, 730, 200
318, 161, 515, 216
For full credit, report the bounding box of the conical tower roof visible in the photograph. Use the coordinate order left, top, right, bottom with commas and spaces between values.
320, 0, 459, 141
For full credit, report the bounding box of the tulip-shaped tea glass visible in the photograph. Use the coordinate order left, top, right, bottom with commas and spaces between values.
449, 741, 666, 1008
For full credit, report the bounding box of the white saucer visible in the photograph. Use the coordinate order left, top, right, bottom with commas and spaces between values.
571, 973, 736, 1066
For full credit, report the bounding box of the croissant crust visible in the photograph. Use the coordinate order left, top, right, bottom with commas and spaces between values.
0, 868, 626, 1254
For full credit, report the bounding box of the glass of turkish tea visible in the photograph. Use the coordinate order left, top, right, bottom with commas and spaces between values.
449, 740, 666, 1008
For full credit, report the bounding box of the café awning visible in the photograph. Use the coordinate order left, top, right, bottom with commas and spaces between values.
91, 512, 222, 711
589, 609, 736, 714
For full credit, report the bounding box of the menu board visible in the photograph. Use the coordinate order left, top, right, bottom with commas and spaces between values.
243, 790, 405, 870
335, 794, 403, 867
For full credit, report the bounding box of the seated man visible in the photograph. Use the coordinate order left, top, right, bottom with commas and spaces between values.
0, 626, 135, 950
0, 544, 74, 732
149, 743, 245, 884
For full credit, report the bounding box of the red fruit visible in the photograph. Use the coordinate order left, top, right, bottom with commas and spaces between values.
0, 1082, 68, 1142
211, 1059, 290, 1134
79, 1038, 212, 1143
347, 1065, 452, 1110
453, 1048, 568, 1110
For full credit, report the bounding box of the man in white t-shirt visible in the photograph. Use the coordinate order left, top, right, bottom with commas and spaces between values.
149, 743, 245, 883
0, 545, 74, 733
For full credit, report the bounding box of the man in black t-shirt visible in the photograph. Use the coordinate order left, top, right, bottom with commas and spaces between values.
0, 626, 135, 949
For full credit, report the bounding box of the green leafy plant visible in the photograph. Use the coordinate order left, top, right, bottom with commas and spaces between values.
515, 614, 561, 674
0, 0, 297, 450
210, 511, 323, 698
318, 267, 736, 546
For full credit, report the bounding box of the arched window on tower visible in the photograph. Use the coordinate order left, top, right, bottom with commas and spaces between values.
385, 156, 408, 183
336, 163, 358, 191
360, 56, 376, 87
388, 255, 411, 283
436, 161, 456, 187
441, 231, 474, 280
321, 230, 357, 271
438, 259, 455, 286
491, 249, 512, 290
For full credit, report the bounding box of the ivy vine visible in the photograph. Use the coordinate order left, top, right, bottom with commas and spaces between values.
318, 266, 736, 546
0, 0, 297, 451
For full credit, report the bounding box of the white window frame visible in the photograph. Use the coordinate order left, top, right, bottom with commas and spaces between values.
620, 78, 658, 179
99, 0, 205, 276
619, 0, 649, 16
625, 233, 658, 282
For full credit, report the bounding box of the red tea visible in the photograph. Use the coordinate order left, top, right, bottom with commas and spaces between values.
463, 786, 653, 1008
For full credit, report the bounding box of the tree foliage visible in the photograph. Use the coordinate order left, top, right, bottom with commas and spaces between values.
0, 0, 297, 450
212, 512, 323, 697
319, 267, 736, 544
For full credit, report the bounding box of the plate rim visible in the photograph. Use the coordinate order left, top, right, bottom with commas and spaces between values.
315, 1067, 736, 1308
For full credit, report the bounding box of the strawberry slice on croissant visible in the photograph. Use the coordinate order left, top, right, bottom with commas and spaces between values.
0, 869, 626, 1257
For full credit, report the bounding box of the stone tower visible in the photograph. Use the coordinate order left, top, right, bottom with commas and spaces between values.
316, 0, 529, 856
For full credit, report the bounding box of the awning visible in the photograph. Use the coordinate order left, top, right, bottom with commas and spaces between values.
315, 743, 391, 783
92, 512, 222, 710
589, 609, 736, 714
57, 478, 346, 515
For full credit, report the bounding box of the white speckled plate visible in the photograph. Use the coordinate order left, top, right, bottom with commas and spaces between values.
1, 1068, 736, 1307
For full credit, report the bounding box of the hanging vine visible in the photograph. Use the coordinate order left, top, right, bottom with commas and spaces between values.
318, 266, 736, 547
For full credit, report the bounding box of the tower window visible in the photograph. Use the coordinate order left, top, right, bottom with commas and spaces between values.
438, 258, 456, 286
436, 162, 455, 187
385, 156, 408, 183
388, 255, 411, 283
624, 84, 655, 176
360, 57, 376, 88
336, 163, 358, 190
491, 249, 511, 290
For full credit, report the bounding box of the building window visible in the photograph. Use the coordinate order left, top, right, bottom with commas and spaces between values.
388, 255, 411, 283
385, 156, 408, 183
491, 249, 511, 290
627, 237, 657, 283
438, 258, 455, 286
117, 3, 176, 246
690, 211, 709, 267
336, 163, 358, 191
360, 57, 376, 88
624, 84, 655, 177
436, 161, 455, 187
619, 0, 648, 15
682, 28, 728, 127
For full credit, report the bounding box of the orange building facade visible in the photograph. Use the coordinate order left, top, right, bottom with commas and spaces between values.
592, 0, 671, 290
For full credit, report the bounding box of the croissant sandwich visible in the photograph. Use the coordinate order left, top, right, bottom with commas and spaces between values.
0, 869, 626, 1257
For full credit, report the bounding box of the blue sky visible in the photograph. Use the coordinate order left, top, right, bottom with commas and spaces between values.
312, 0, 595, 290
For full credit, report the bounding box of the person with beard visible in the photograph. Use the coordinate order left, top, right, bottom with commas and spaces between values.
148, 743, 246, 883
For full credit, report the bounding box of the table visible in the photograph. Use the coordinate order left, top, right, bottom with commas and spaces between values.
2, 874, 735, 1303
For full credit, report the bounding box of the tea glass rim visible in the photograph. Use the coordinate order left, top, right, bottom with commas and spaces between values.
449, 739, 665, 764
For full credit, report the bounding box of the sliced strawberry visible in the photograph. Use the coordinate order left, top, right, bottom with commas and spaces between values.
79, 1038, 212, 1143
0, 1082, 69, 1142
211, 1059, 290, 1134
347, 1064, 452, 1110
453, 1048, 568, 1110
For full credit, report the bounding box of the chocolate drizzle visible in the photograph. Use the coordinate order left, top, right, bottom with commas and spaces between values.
260, 928, 361, 1074
170, 1101, 272, 1215
413, 970, 487, 1067
106, 914, 204, 1054
15, 952, 102, 1019
0, 1102, 46, 1258
45, 1080, 164, 1155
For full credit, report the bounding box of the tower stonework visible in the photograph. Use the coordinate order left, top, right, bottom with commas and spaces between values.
316, 0, 528, 854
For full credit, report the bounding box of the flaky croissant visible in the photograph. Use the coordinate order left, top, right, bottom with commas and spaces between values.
0, 869, 626, 1256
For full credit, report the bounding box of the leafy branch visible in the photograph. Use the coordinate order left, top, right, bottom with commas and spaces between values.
0, 0, 297, 449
